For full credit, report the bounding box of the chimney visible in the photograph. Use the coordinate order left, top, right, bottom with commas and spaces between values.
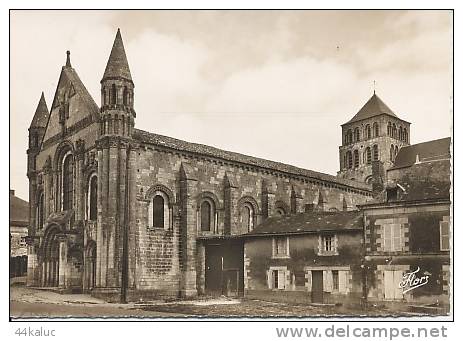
371, 160, 385, 194
10, 189, 15, 196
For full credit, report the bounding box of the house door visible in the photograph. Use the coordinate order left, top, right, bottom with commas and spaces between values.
312, 270, 324, 303
205, 245, 223, 294
384, 270, 404, 300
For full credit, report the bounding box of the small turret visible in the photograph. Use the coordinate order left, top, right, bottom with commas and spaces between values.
28, 92, 49, 175
100, 28, 135, 137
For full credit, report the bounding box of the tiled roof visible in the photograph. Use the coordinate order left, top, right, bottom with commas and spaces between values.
30, 92, 49, 128
102, 29, 132, 82
133, 129, 372, 192
391, 137, 451, 169
246, 211, 363, 236
365, 159, 451, 205
10, 191, 29, 225
344, 93, 398, 125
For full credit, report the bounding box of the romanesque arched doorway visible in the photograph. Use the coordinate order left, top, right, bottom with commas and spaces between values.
41, 224, 61, 287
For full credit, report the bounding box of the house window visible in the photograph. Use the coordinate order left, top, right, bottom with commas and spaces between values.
440, 216, 450, 251
383, 224, 402, 252
153, 195, 165, 227
62, 154, 73, 211
273, 237, 289, 258
319, 234, 337, 255
268, 267, 288, 290
87, 175, 98, 221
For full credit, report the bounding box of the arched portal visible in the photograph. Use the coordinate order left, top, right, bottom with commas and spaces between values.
41, 224, 61, 287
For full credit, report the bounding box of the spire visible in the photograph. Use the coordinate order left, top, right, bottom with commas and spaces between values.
65, 50, 71, 67
30, 92, 49, 128
102, 28, 132, 82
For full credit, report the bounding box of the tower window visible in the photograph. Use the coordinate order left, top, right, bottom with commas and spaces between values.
387, 122, 392, 136
373, 145, 379, 161
390, 145, 395, 161
373, 122, 379, 137
365, 125, 371, 139
37, 192, 44, 230
111, 84, 117, 105
365, 147, 372, 165
354, 150, 359, 168
354, 128, 360, 142
123, 86, 129, 106
347, 151, 353, 169
404, 128, 408, 143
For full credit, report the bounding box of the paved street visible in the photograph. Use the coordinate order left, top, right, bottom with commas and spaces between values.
10, 285, 424, 319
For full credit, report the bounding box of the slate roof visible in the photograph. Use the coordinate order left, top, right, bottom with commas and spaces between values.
133, 128, 372, 192
10, 191, 29, 226
246, 211, 363, 237
102, 28, 132, 82
391, 137, 451, 170
344, 93, 399, 125
63, 67, 100, 117
30, 92, 49, 128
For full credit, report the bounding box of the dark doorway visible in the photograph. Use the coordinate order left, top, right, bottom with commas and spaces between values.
205, 244, 223, 294
204, 240, 244, 296
312, 271, 324, 303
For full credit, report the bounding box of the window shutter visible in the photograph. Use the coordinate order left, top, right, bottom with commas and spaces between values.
306, 271, 312, 292
278, 270, 285, 289
441, 221, 450, 250
383, 225, 391, 251
323, 270, 333, 292
267, 270, 272, 289
393, 224, 402, 251
339, 270, 348, 294
394, 270, 404, 299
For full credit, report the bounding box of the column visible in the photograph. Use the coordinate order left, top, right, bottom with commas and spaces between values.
58, 236, 68, 288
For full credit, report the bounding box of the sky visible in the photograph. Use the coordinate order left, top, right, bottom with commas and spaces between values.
10, 10, 453, 200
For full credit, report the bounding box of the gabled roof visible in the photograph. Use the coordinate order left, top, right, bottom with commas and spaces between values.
10, 190, 29, 226
246, 211, 363, 237
344, 93, 399, 125
102, 28, 132, 82
62, 67, 100, 117
30, 92, 49, 128
391, 137, 451, 170
133, 128, 372, 192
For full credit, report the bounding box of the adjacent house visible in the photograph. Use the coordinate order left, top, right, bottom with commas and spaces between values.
360, 137, 451, 311
244, 210, 364, 305
10, 189, 29, 279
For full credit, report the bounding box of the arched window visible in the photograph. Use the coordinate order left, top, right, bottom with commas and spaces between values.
392, 124, 397, 139
111, 84, 117, 105
240, 204, 255, 231
365, 147, 372, 165
87, 175, 98, 221
347, 151, 353, 169
153, 195, 164, 228
387, 122, 392, 136
404, 128, 408, 143
390, 145, 395, 161
399, 127, 403, 141
373, 145, 379, 161
395, 145, 399, 158
373, 122, 379, 137
123, 86, 128, 106
365, 125, 371, 140
62, 154, 73, 211
200, 200, 212, 231
354, 128, 360, 142
354, 150, 359, 168
37, 192, 44, 230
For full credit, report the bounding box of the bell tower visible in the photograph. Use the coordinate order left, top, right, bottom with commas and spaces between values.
100, 28, 135, 137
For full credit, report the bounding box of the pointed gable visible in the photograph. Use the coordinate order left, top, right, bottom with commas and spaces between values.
30, 92, 49, 128
102, 28, 132, 82
345, 93, 397, 125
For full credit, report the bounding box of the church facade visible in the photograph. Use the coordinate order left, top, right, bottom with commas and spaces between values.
26, 29, 383, 300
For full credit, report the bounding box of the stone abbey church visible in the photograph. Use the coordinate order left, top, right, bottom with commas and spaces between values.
26, 29, 411, 300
